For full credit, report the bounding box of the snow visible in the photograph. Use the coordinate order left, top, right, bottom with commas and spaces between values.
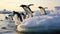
19, 15, 53, 27
33, 11, 41, 16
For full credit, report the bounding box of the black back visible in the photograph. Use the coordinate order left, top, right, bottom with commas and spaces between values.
13, 11, 23, 22
20, 5, 33, 13
38, 6, 47, 15
21, 12, 26, 19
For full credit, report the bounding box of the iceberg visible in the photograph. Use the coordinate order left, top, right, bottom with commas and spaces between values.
16, 11, 60, 32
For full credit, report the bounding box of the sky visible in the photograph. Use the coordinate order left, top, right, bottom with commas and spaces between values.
0, 0, 60, 11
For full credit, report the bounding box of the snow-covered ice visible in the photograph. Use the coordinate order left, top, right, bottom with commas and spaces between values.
17, 10, 60, 31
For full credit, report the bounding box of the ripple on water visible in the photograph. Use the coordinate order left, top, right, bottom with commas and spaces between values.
0, 29, 17, 34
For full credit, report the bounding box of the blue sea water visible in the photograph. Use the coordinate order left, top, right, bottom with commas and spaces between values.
0, 14, 17, 34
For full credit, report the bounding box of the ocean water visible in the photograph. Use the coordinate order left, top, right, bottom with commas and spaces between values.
0, 14, 17, 34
